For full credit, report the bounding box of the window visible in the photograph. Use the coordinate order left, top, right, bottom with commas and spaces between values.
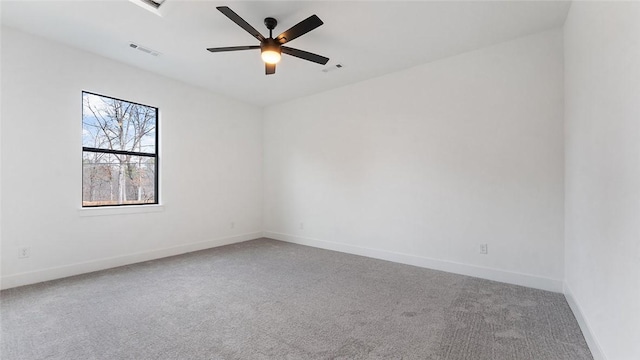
82, 92, 158, 207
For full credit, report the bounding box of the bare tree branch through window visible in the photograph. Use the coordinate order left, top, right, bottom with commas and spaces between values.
82, 92, 158, 207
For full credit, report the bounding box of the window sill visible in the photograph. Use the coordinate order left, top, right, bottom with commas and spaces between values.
78, 204, 164, 217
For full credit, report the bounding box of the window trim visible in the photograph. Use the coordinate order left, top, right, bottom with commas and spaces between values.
78, 204, 165, 217
81, 91, 159, 208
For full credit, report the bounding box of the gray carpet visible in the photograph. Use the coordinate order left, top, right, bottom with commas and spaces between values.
1, 238, 592, 360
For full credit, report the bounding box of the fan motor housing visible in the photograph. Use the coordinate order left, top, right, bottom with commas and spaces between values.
261, 38, 281, 53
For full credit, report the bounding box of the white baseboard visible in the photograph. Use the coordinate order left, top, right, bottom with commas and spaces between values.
264, 231, 564, 293
564, 282, 607, 360
1, 232, 263, 290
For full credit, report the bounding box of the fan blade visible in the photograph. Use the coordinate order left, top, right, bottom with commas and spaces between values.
217, 6, 265, 42
276, 15, 323, 44
266, 63, 276, 75
207, 46, 260, 53
282, 47, 329, 65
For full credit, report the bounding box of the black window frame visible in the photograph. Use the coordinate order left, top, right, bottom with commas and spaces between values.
81, 91, 159, 207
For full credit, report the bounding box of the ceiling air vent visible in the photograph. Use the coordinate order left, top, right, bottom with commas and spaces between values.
322, 63, 344, 73
129, 43, 161, 57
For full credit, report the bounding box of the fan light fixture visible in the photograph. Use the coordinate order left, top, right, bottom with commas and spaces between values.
261, 49, 281, 64
261, 39, 281, 64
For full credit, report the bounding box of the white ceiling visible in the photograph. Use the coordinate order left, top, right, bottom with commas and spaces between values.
0, 0, 571, 107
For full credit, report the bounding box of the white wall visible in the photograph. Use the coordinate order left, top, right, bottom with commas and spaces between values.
263, 29, 565, 292
0, 27, 263, 289
564, 2, 640, 360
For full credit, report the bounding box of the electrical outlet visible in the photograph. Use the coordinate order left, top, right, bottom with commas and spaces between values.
230, 221, 235, 229
18, 247, 31, 259
300, 222, 304, 230
479, 244, 488, 255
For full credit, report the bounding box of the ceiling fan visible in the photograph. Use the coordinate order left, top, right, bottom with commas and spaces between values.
207, 6, 330, 75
